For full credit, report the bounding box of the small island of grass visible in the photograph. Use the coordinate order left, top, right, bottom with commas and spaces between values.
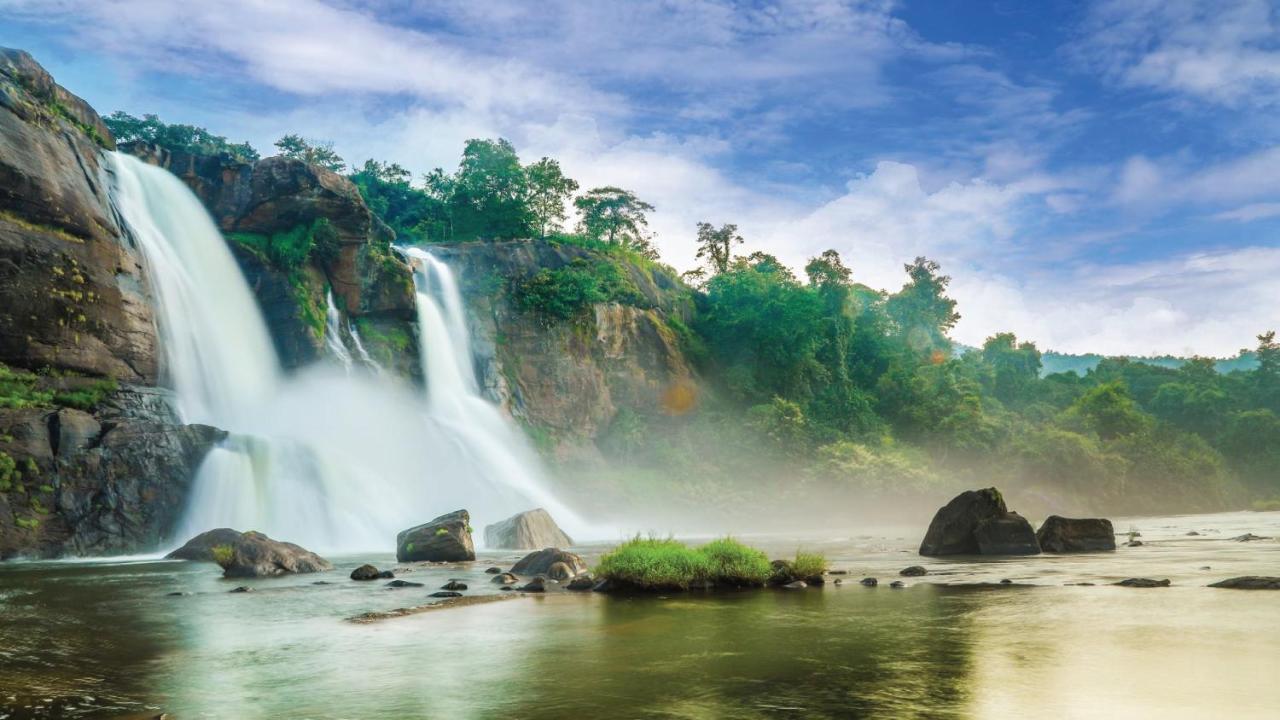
595, 536, 824, 592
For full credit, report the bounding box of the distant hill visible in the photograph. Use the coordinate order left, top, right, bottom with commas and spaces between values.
1039, 351, 1258, 377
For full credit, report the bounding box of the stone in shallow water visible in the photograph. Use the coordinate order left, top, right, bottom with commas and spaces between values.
350, 564, 393, 581
860, 577, 878, 587
518, 577, 546, 593
483, 508, 573, 550
782, 580, 807, 590
900, 566, 927, 577
919, 488, 1040, 556
1229, 533, 1271, 542
386, 579, 423, 588
217, 531, 332, 578
1208, 576, 1280, 590
441, 580, 467, 591
165, 528, 243, 562
484, 567, 503, 574
396, 509, 475, 562
491, 573, 518, 585
430, 591, 463, 598
566, 573, 595, 591
1114, 578, 1170, 588
511, 548, 587, 577
1036, 516, 1116, 553
889, 581, 905, 589
229, 586, 253, 593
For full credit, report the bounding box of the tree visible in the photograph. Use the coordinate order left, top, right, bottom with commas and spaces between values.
1256, 330, 1280, 412
105, 111, 258, 162
349, 159, 449, 242
981, 332, 1042, 405
524, 157, 579, 237
695, 222, 744, 274
274, 134, 345, 172
450, 138, 533, 240
805, 249, 852, 290
574, 186, 656, 256
885, 257, 960, 356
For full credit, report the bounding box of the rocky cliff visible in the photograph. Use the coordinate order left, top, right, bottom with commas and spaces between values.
428, 240, 703, 466
0, 49, 221, 557
123, 143, 419, 377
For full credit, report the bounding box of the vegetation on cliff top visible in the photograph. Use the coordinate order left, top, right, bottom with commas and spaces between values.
105, 112, 258, 163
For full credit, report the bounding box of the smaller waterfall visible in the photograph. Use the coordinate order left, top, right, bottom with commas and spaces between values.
323, 290, 354, 372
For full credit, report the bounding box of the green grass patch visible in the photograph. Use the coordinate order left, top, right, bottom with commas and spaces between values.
211, 544, 234, 567
595, 536, 774, 590
15, 516, 38, 531
791, 550, 827, 579
698, 537, 772, 587
52, 378, 117, 411
0, 365, 55, 409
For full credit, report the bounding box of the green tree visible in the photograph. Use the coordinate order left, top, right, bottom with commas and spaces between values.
274, 134, 345, 172
885, 257, 960, 356
1255, 330, 1280, 412
574, 186, 656, 256
450, 138, 534, 240
105, 111, 258, 162
1060, 381, 1150, 440
524, 157, 579, 237
695, 222, 744, 274
981, 332, 1043, 406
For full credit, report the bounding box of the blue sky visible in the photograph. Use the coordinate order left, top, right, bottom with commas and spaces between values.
3, 0, 1279, 356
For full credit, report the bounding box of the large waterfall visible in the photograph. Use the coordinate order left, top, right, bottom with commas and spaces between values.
107, 153, 586, 552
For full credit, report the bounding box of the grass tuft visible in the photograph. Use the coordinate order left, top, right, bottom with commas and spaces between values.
596, 536, 775, 590
792, 550, 827, 579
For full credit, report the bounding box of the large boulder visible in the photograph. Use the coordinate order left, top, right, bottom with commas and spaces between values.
919, 488, 1041, 556
216, 531, 332, 578
165, 528, 243, 561
1036, 516, 1116, 553
1208, 576, 1280, 590
510, 547, 587, 577
396, 509, 475, 562
483, 508, 573, 550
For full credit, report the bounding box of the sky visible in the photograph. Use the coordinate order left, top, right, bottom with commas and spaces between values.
2, 0, 1278, 357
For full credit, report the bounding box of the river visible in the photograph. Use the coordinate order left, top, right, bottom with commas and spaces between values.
1, 510, 1277, 719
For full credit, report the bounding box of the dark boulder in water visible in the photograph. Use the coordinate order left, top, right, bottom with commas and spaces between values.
396, 510, 475, 562
510, 548, 586, 577
483, 508, 573, 550
860, 577, 878, 587
1124, 540, 1144, 547
491, 573, 518, 585
547, 562, 575, 582
430, 591, 463, 598
889, 581, 905, 589
386, 579, 423, 588
1208, 576, 1280, 590
518, 577, 547, 593
441, 580, 467, 591
484, 566, 503, 574
566, 573, 595, 591
1036, 516, 1116, 553
1229, 533, 1271, 542
900, 566, 928, 577
1114, 578, 1170, 588
166, 528, 244, 562
919, 488, 1040, 556
350, 564, 393, 581
229, 586, 253, 593
216, 531, 332, 578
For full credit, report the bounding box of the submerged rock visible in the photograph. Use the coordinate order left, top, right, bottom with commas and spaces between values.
350, 564, 393, 581
1208, 576, 1280, 590
919, 488, 1040, 556
484, 566, 503, 574
441, 580, 467, 591
1124, 540, 1144, 547
482, 508, 573, 550
216, 531, 332, 578
518, 577, 547, 593
510, 548, 587, 577
900, 566, 928, 577
547, 562, 575, 582
889, 581, 905, 589
491, 572, 518, 585
430, 591, 463, 598
860, 577, 878, 587
566, 573, 595, 591
781, 580, 807, 590
1036, 516, 1116, 553
386, 579, 423, 588
396, 510, 475, 563
165, 528, 244, 562
1114, 578, 1170, 588
1229, 533, 1271, 542
229, 586, 253, 593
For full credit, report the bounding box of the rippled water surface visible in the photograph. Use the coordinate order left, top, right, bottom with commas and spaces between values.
1, 511, 1278, 719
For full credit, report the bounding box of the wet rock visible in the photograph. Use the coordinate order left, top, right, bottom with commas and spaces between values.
804, 575, 826, 586
165, 528, 243, 562
999, 579, 1012, 584
1185, 531, 1201, 536
1114, 578, 1170, 588
900, 566, 928, 577
547, 562, 575, 582
386, 579, 423, 588
350, 564, 393, 581
768, 559, 796, 586
395, 509, 475, 562
782, 580, 807, 590
591, 579, 612, 593
50, 409, 101, 457
1199, 566, 1211, 570
1124, 540, 1144, 547
919, 488, 1040, 556
827, 570, 848, 575
1207, 576, 1280, 590
217, 531, 332, 578
518, 577, 546, 593
229, 586, 253, 593
500, 586, 513, 591
312, 581, 332, 585
484, 566, 503, 574
510, 547, 586, 577
441, 580, 467, 591
430, 591, 463, 598
482, 508, 573, 550
860, 577, 878, 587
566, 573, 595, 591
889, 581, 905, 589
165, 591, 189, 597
491, 572, 518, 585
1036, 516, 1117, 553
1066, 582, 1095, 586
833, 578, 842, 586
1229, 533, 1271, 542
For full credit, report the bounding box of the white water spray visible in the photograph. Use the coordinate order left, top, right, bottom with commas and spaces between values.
107, 153, 589, 551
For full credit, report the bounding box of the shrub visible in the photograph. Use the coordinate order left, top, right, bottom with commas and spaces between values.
211, 544, 234, 567
514, 258, 645, 322
698, 537, 771, 587
792, 550, 827, 579
595, 536, 712, 590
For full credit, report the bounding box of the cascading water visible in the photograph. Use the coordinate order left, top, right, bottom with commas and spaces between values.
107, 152, 588, 551
323, 290, 355, 373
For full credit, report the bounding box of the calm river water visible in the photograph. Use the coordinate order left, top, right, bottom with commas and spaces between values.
1, 511, 1277, 719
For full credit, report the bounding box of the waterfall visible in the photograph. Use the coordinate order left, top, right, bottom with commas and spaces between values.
323, 290, 354, 372
107, 152, 588, 551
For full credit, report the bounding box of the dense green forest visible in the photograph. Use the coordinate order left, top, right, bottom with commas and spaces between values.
106, 113, 1280, 516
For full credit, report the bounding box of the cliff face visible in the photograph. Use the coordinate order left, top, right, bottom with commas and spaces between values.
124, 144, 419, 377
0, 49, 222, 557
428, 240, 702, 465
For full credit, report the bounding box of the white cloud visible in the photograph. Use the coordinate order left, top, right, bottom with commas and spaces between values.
1215, 202, 1280, 222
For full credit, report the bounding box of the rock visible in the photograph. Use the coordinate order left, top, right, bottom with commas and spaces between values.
566, 573, 595, 591
510, 547, 587, 577
1124, 540, 1144, 547
430, 591, 463, 598
591, 579, 613, 593
999, 579, 1012, 584
518, 577, 546, 592
350, 564, 393, 581
229, 586, 253, 593
50, 409, 101, 457
833, 578, 842, 586
482, 508, 573, 550
900, 566, 928, 577
1229, 533, 1271, 542
312, 581, 332, 585
1066, 582, 1095, 586
386, 579, 423, 588
500, 586, 513, 591
782, 580, 807, 590
165, 528, 243, 562
441, 580, 467, 591
828, 570, 848, 575
546, 562, 575, 582
1185, 531, 1201, 536
919, 488, 1040, 556
768, 559, 796, 586
1114, 578, 1170, 588
484, 566, 503, 574
1036, 516, 1117, 553
1199, 566, 1211, 570
215, 532, 332, 578
165, 591, 188, 597
860, 577, 878, 587
491, 572, 518, 585
889, 581, 905, 589
805, 575, 826, 586
1207, 576, 1280, 590
395, 510, 475, 562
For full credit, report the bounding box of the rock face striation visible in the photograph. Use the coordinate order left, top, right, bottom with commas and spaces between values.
0, 50, 225, 559
396, 509, 476, 562
919, 488, 1041, 556
483, 508, 573, 550
215, 530, 332, 578
1036, 516, 1116, 553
